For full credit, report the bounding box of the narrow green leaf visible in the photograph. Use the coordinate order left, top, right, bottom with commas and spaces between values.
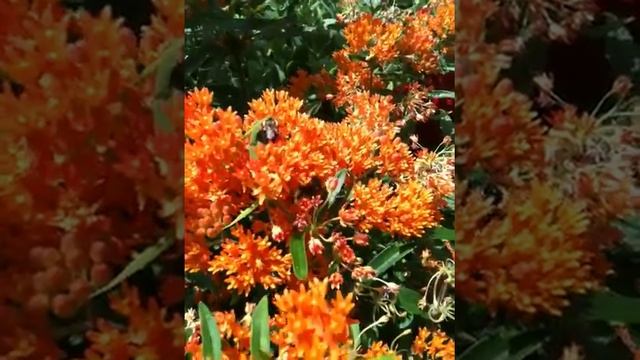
250, 296, 271, 359
151, 99, 173, 132
588, 291, 640, 323
349, 323, 361, 350
91, 237, 173, 298
246, 118, 266, 160
429, 226, 455, 241
368, 243, 413, 275
429, 90, 455, 99
223, 202, 259, 230
198, 302, 223, 360
140, 39, 183, 81
510, 339, 544, 360
291, 232, 308, 280
458, 334, 509, 360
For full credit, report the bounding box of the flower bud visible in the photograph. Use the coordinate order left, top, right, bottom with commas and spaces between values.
308, 237, 325, 256
352, 232, 369, 246
612, 75, 632, 96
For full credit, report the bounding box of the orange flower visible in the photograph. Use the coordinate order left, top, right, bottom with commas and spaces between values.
139, 0, 185, 66
214, 311, 251, 351
85, 286, 183, 360
272, 279, 354, 359
363, 341, 401, 359
185, 234, 212, 273
209, 226, 291, 295
456, 180, 607, 315
288, 69, 336, 100
457, 78, 545, 183
411, 327, 454, 360
340, 178, 440, 238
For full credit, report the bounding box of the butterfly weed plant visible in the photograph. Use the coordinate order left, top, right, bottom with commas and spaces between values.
184, 0, 456, 358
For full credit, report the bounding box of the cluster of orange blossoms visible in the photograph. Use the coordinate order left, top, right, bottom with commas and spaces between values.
184, 87, 447, 278
289, 0, 454, 105
1, 0, 183, 358
185, 0, 456, 358
457, 0, 640, 316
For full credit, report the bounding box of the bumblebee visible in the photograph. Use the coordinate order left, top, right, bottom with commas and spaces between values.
258, 117, 279, 143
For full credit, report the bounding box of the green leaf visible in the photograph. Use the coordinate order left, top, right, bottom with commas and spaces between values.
91, 237, 173, 298
397, 287, 428, 319
198, 302, 223, 360
509, 335, 545, 360
588, 291, 640, 323
151, 99, 173, 132
326, 169, 349, 207
367, 243, 414, 275
291, 232, 308, 280
246, 117, 270, 160
614, 217, 640, 252
458, 334, 509, 360
433, 109, 454, 136
429, 226, 455, 241
429, 90, 455, 99
349, 322, 361, 351
250, 296, 271, 359
140, 38, 183, 81
223, 202, 259, 230
154, 41, 182, 99
445, 195, 454, 210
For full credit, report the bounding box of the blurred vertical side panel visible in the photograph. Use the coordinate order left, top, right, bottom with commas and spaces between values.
456, 0, 640, 358
0, 0, 184, 358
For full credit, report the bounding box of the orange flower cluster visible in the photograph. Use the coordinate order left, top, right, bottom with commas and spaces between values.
1, 0, 183, 358
457, 181, 606, 315
186, 0, 455, 358
363, 341, 401, 359
271, 279, 355, 359
85, 286, 183, 360
340, 178, 440, 237
411, 327, 455, 360
184, 86, 449, 283
457, 0, 640, 316
290, 0, 455, 105
185, 310, 252, 360
457, 78, 545, 182
209, 226, 292, 295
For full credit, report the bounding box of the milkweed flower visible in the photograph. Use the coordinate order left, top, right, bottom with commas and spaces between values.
363, 341, 401, 359
84, 286, 183, 359
342, 13, 402, 63
456, 181, 607, 315
209, 226, 292, 295
340, 178, 440, 238
457, 78, 545, 184
411, 327, 455, 360
272, 279, 355, 359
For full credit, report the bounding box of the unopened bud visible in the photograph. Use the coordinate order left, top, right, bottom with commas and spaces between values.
612, 75, 633, 96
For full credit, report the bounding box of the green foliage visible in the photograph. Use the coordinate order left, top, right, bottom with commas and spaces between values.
185, 0, 342, 112
290, 232, 308, 279
250, 296, 272, 359
199, 302, 223, 360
